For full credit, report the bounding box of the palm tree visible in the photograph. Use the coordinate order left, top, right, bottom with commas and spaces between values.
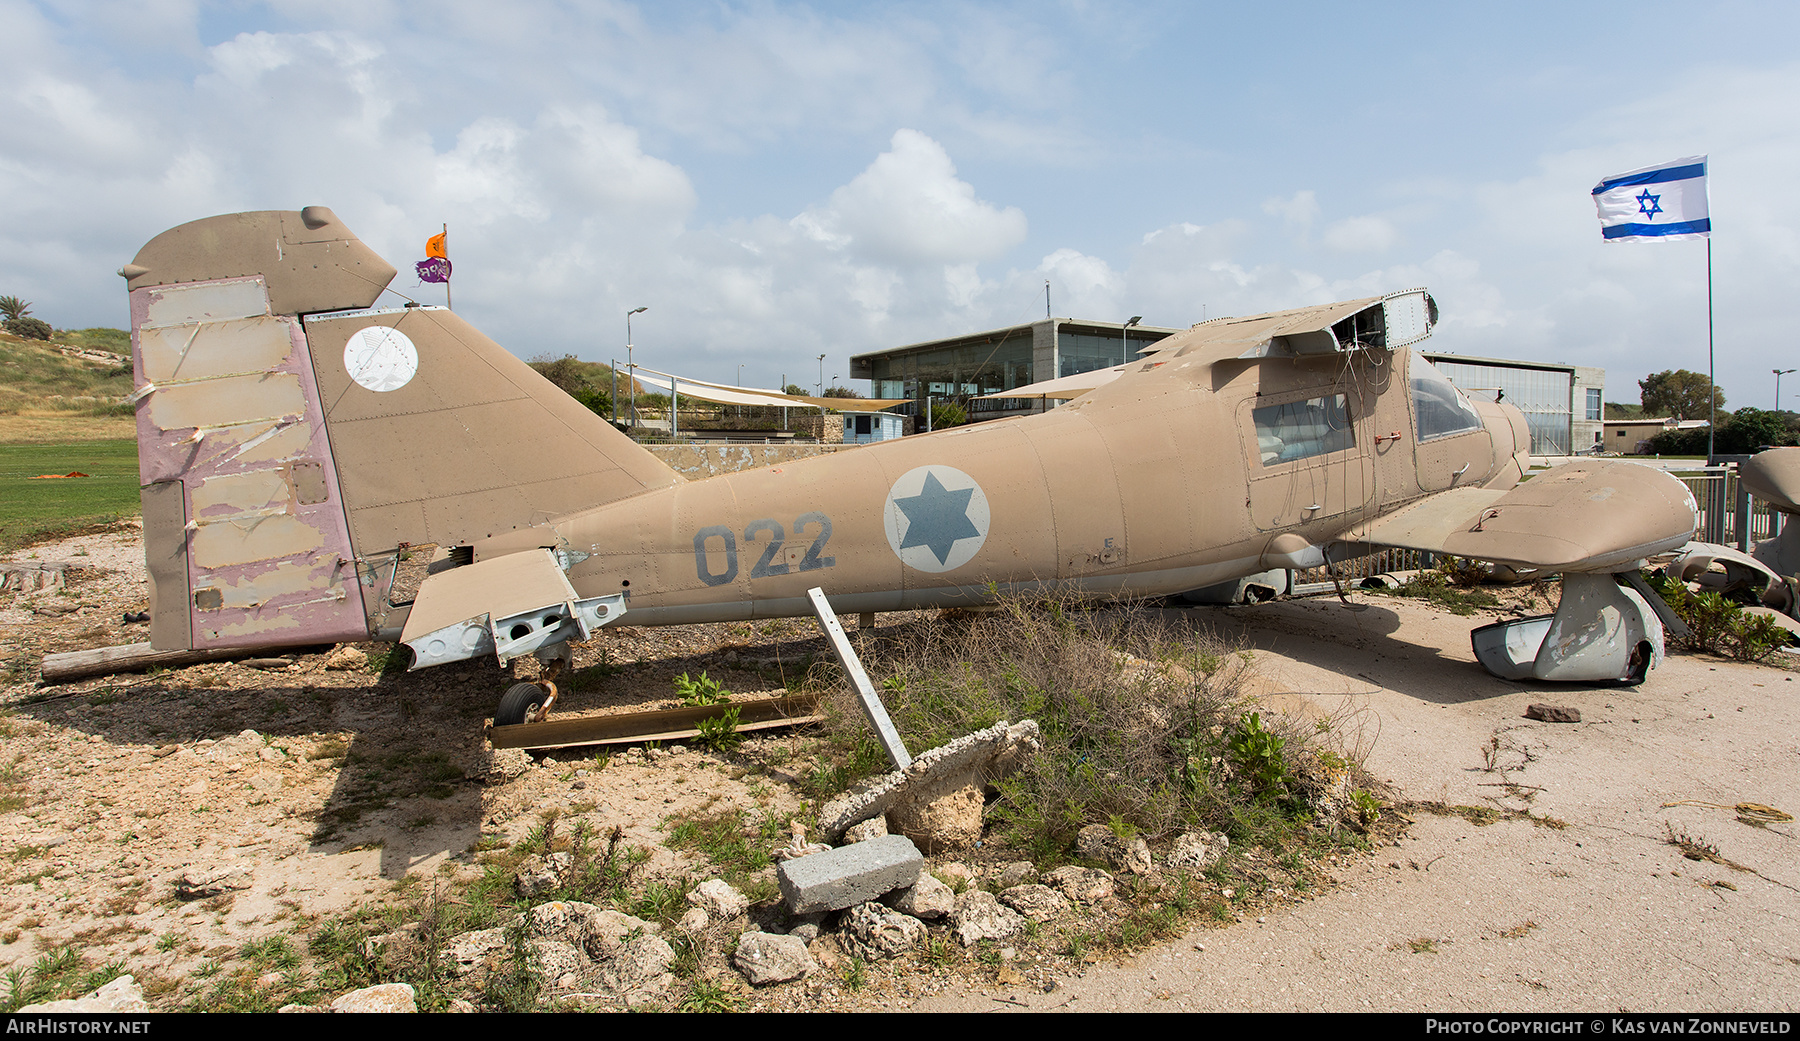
0, 296, 31, 322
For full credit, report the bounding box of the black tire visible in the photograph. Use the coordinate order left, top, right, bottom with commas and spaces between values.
496, 682, 546, 726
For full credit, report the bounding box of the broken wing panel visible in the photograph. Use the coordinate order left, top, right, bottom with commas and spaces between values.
1341, 461, 1698, 572
399, 549, 625, 668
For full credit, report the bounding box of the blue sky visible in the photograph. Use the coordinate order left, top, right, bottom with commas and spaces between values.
5, 0, 1798, 406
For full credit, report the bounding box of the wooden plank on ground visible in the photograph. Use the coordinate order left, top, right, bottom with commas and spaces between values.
488, 693, 823, 751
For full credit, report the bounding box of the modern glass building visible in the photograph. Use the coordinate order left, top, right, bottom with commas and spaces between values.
1422, 352, 1605, 456
848, 318, 1184, 419
848, 323, 1603, 454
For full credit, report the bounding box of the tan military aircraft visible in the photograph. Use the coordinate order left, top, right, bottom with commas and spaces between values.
119, 207, 1699, 723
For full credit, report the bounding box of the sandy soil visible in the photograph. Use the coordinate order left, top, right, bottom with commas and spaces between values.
3, 525, 1795, 1012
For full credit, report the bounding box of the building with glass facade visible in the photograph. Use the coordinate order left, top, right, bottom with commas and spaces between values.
848, 318, 1184, 420
848, 322, 1603, 455
1422, 352, 1604, 456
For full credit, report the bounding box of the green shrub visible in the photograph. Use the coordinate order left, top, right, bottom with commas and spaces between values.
811, 594, 1341, 856
1648, 573, 1793, 661
675, 671, 731, 706
4, 317, 51, 341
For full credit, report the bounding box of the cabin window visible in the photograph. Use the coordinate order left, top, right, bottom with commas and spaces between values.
1252, 394, 1354, 465
1410, 352, 1484, 442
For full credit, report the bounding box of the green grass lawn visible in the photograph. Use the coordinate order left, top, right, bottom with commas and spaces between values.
0, 439, 140, 551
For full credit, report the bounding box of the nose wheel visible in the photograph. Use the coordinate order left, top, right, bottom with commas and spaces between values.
494, 658, 564, 726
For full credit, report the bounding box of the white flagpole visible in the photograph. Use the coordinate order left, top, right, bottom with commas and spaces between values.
1707, 238, 1715, 462
442, 223, 452, 311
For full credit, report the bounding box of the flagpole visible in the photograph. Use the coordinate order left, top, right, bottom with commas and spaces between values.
1706, 237, 1715, 463
443, 223, 452, 311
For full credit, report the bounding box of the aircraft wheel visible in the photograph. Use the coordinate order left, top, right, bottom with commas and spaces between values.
496, 682, 547, 726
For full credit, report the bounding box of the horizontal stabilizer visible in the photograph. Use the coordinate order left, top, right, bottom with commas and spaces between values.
400, 549, 624, 669
1342, 460, 1698, 572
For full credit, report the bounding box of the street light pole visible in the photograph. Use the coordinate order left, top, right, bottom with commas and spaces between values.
1777, 369, 1796, 412
817, 354, 826, 397
1122, 315, 1142, 365
626, 306, 647, 429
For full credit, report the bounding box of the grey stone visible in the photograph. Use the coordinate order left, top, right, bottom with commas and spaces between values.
323, 646, 368, 671
329, 983, 416, 1013
688, 878, 748, 920
734, 931, 816, 985
951, 889, 1027, 946
787, 918, 822, 943
1167, 830, 1229, 872
998, 883, 1069, 922
1045, 865, 1115, 903
677, 907, 711, 934
777, 833, 922, 914
516, 852, 573, 899
993, 860, 1037, 888
528, 938, 589, 990
19, 975, 149, 1013
1526, 703, 1582, 723
887, 779, 984, 853
844, 816, 889, 843
583, 909, 676, 1007
441, 927, 509, 977
842, 900, 927, 960
1076, 824, 1151, 874
886, 871, 954, 919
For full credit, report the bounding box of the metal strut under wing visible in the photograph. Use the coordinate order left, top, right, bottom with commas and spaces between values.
1333, 460, 1700, 683
399, 548, 625, 669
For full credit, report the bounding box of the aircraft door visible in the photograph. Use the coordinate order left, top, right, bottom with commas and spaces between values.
1241, 387, 1373, 531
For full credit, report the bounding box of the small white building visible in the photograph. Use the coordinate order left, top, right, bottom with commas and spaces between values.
841, 410, 906, 444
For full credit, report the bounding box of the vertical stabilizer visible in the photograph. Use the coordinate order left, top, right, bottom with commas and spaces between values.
126, 208, 683, 650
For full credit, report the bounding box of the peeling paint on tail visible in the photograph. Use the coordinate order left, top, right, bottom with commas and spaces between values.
132, 277, 372, 650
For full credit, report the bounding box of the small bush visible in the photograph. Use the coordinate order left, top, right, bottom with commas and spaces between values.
1649, 573, 1791, 661
3, 317, 51, 341
675, 671, 731, 706
810, 593, 1351, 857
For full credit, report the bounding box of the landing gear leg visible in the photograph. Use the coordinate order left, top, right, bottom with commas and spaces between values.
494, 656, 565, 726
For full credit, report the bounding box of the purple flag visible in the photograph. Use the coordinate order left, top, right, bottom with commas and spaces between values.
415, 256, 452, 284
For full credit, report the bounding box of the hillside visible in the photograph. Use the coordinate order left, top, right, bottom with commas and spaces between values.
0, 329, 135, 444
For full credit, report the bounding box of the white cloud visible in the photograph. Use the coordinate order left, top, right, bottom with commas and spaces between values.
1262, 189, 1318, 234
794, 129, 1027, 266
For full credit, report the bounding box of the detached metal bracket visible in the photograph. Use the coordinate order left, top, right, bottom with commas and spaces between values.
807, 586, 911, 770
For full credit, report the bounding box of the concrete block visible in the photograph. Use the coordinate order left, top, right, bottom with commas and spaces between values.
777, 834, 922, 914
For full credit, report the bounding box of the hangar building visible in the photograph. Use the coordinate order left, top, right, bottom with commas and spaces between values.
848, 320, 1603, 456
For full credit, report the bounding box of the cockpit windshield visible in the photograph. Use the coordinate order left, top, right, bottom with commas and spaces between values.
1410, 352, 1484, 442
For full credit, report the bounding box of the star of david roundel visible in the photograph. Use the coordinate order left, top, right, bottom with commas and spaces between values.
883, 465, 990, 573
343, 326, 419, 393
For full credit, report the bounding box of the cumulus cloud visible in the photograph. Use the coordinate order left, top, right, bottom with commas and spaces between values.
793, 129, 1027, 266
1262, 189, 1318, 234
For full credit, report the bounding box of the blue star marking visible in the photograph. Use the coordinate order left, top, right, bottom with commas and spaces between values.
894, 471, 981, 565
1636, 189, 1663, 220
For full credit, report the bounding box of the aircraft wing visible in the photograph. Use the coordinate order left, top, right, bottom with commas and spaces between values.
1339, 460, 1699, 573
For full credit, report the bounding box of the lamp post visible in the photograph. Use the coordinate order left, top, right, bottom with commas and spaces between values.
1778, 369, 1796, 412
1122, 315, 1142, 365
626, 306, 647, 428
816, 354, 826, 396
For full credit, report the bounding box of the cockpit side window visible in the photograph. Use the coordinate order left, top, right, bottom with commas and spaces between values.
1410, 352, 1483, 442
1252, 394, 1354, 465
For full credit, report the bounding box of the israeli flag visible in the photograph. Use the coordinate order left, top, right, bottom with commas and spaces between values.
1592, 156, 1710, 241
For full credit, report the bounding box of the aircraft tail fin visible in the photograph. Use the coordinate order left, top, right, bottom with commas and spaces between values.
125, 207, 683, 652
